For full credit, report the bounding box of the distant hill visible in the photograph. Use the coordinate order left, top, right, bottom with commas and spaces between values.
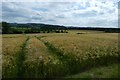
2, 22, 68, 34
1, 22, 120, 34
67, 27, 120, 33
9, 23, 66, 29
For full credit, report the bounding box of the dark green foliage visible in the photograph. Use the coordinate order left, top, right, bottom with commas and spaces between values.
2, 21, 120, 34
2, 22, 68, 34
43, 30, 46, 33
47, 30, 50, 33
68, 27, 120, 33
2, 22, 12, 34
76, 33, 85, 34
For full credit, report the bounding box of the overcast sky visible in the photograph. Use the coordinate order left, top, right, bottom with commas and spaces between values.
1, 0, 120, 28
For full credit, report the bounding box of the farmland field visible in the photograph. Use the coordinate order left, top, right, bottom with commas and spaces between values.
0, 34, 2, 79
2, 30, 119, 79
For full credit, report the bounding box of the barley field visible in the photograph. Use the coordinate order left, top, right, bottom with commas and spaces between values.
2, 30, 119, 79
0, 34, 2, 79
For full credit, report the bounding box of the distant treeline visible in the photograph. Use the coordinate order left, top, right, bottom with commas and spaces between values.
1, 22, 120, 34
68, 27, 120, 33
1, 22, 68, 34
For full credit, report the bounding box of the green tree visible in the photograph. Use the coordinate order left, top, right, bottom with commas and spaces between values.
2, 22, 11, 34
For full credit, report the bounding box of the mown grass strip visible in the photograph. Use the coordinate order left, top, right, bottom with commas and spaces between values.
15, 36, 29, 78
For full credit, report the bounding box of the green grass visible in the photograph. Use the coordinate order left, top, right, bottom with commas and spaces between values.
15, 36, 29, 78
66, 63, 119, 78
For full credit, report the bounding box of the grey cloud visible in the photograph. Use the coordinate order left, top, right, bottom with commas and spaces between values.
1, 1, 118, 27
73, 10, 97, 17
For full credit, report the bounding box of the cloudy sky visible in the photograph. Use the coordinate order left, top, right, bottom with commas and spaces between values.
1, 0, 120, 28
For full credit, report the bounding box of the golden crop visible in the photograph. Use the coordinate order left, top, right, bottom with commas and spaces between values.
2, 31, 119, 78
41, 33, 118, 61
2, 35, 27, 78
0, 34, 2, 77
24, 37, 63, 78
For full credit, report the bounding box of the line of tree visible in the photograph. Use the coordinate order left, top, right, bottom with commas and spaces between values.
1, 22, 68, 34
1, 22, 120, 34
68, 27, 120, 33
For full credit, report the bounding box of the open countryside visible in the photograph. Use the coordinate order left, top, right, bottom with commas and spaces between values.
2, 30, 119, 78
1, 1, 120, 79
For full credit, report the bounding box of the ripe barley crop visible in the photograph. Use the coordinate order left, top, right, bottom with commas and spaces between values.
2, 35, 27, 78
40, 33, 119, 73
41, 33, 118, 59
0, 34, 2, 78
24, 37, 65, 78
2, 31, 119, 78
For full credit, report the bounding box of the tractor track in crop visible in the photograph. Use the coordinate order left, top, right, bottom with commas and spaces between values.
35, 36, 80, 75
15, 36, 30, 78
35, 36, 119, 77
